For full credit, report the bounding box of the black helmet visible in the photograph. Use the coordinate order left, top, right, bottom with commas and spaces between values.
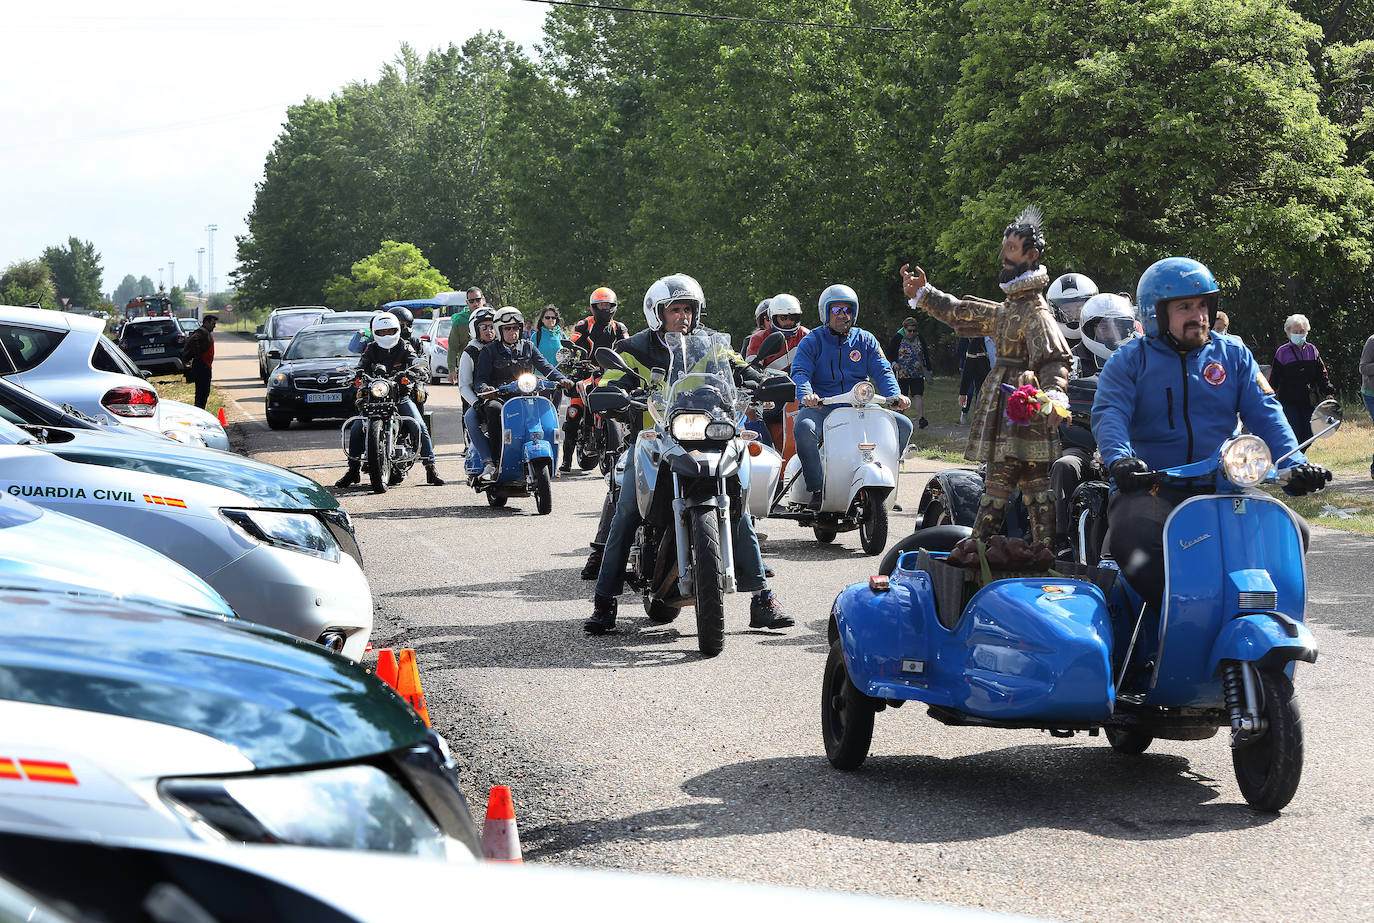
387, 306, 414, 330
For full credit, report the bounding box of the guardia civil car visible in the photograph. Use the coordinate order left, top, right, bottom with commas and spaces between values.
0, 414, 372, 659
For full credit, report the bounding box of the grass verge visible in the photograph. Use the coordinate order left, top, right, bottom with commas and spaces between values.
149, 374, 231, 420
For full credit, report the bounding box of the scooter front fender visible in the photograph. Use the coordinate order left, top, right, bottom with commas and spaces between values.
1206, 613, 1318, 677
847, 463, 896, 508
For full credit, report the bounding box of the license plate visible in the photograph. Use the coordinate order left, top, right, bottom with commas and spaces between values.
143, 346, 166, 355
305, 392, 343, 403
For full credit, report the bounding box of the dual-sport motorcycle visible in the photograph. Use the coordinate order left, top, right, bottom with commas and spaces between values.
589, 332, 794, 656
464, 373, 560, 514
824, 401, 1342, 812
768, 382, 903, 554
340, 365, 427, 494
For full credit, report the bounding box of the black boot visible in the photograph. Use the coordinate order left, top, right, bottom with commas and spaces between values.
334, 464, 360, 488
425, 464, 445, 485
749, 589, 794, 629
583, 594, 617, 634
580, 549, 603, 581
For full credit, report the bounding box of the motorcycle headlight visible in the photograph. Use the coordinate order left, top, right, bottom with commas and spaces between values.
370, 380, 392, 399
1220, 435, 1271, 487
221, 509, 340, 562
704, 421, 736, 440
671, 412, 711, 441
853, 381, 876, 404
159, 764, 455, 859
517, 373, 537, 394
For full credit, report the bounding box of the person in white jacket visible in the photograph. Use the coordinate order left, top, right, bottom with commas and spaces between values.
459, 308, 497, 472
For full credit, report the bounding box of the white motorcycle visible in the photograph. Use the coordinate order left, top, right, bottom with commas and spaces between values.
770, 381, 901, 554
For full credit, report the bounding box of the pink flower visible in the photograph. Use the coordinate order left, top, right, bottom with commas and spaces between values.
1001, 383, 1042, 425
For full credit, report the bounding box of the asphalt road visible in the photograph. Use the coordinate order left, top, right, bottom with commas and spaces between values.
219, 333, 1374, 922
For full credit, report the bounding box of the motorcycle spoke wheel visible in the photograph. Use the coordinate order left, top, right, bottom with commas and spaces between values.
858, 491, 889, 555
532, 462, 553, 515
821, 639, 875, 770
366, 418, 389, 494
1232, 669, 1303, 812
689, 506, 726, 657
921, 501, 951, 529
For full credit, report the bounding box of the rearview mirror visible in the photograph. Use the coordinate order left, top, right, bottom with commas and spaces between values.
587, 388, 632, 414
754, 377, 797, 406
595, 347, 630, 374
752, 331, 787, 366
255, 324, 265, 335
1310, 399, 1342, 438
267, 349, 282, 359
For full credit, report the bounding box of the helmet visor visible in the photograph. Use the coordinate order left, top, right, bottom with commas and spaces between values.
1084, 316, 1137, 350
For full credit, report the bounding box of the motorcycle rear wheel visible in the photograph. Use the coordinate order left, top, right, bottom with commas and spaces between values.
1232, 669, 1303, 812
532, 462, 553, 515
858, 490, 889, 555
366, 418, 390, 494
689, 506, 726, 657
821, 638, 875, 769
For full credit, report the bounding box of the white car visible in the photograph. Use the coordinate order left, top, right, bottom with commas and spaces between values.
0, 413, 373, 659
0, 305, 228, 450
420, 314, 455, 382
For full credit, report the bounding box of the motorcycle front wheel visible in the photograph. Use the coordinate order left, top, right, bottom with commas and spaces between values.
366, 418, 391, 494
1232, 669, 1303, 812
689, 506, 726, 657
822, 638, 876, 769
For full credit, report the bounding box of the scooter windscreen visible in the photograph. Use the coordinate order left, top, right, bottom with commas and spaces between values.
651, 332, 743, 443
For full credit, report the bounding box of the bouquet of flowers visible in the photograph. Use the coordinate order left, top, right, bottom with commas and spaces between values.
1000, 382, 1071, 426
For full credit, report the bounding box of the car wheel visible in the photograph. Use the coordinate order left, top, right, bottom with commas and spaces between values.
265, 412, 291, 430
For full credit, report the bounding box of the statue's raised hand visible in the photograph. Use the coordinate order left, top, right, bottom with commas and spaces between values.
899, 263, 927, 299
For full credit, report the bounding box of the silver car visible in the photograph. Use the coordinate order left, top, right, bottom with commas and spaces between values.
256, 306, 331, 380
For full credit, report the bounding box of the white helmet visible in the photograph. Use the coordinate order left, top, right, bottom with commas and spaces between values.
371, 313, 401, 350
1079, 293, 1141, 365
817, 284, 859, 325
1046, 273, 1098, 340
754, 299, 771, 323
642, 274, 705, 332
767, 293, 802, 330
494, 306, 524, 336
467, 306, 496, 340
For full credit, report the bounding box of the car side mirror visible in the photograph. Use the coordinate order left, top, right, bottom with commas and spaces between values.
255, 325, 265, 335
140, 370, 153, 380
267, 349, 282, 359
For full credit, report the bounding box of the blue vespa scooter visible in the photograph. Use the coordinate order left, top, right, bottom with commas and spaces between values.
465, 373, 560, 514
823, 402, 1340, 812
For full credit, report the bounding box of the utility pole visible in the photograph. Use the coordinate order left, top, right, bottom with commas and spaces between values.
205, 224, 218, 298
169, 261, 175, 293
158, 267, 164, 290
196, 248, 205, 295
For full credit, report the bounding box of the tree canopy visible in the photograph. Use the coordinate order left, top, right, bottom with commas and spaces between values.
40, 237, 104, 309
323, 240, 452, 308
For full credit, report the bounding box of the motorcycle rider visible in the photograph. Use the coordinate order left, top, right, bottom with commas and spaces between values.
1092, 257, 1331, 612
583, 273, 792, 635
459, 307, 498, 476
790, 285, 912, 509
744, 299, 771, 355
336, 313, 443, 487
1046, 272, 1098, 370
1050, 292, 1140, 556
475, 307, 574, 479
561, 287, 631, 473
742, 294, 808, 450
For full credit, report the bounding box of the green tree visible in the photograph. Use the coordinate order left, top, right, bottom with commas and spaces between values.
112, 274, 139, 305
185, 275, 198, 292
0, 260, 57, 308
168, 286, 187, 310
323, 240, 451, 308
41, 237, 104, 308
137, 275, 156, 297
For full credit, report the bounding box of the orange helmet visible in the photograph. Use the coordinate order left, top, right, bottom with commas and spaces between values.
589, 287, 617, 307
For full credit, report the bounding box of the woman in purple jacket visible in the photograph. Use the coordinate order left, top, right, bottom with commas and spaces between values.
1269, 313, 1335, 443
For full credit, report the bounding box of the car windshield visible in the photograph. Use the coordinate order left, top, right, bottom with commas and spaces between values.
285, 330, 355, 360
125, 321, 179, 339
649, 331, 740, 426
273, 313, 324, 339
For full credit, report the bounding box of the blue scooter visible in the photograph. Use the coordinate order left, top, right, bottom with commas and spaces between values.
465, 374, 560, 514
824, 403, 1340, 812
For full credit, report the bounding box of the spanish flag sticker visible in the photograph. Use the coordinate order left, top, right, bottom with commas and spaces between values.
1256, 371, 1274, 395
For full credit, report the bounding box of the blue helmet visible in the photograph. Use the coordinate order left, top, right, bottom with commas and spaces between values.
1136, 257, 1219, 338
818, 284, 859, 325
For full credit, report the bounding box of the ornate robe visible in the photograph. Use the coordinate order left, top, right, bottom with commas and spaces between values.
916, 266, 1072, 464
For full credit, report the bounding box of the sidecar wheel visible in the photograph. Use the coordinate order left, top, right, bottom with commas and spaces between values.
532, 463, 553, 515
858, 490, 889, 555
1232, 669, 1303, 812
689, 506, 726, 657
1105, 726, 1153, 755
813, 527, 837, 543
822, 639, 875, 770
486, 491, 507, 508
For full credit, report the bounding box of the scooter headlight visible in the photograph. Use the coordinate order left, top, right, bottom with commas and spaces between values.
370, 380, 392, 399
853, 381, 875, 405
1220, 435, 1271, 487
517, 373, 538, 394
671, 412, 710, 442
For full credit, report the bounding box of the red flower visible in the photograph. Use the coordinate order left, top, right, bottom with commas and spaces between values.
1002, 384, 1042, 425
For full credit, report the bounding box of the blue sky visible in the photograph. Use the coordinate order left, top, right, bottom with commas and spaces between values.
1, 0, 547, 297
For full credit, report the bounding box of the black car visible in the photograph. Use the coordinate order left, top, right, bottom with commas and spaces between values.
116, 316, 187, 372
265, 323, 361, 429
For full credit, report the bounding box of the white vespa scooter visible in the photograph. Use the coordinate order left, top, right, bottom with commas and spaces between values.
770, 381, 901, 553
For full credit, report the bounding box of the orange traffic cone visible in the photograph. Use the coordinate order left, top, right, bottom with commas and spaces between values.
375, 648, 399, 688
217, 407, 227, 425
482, 785, 522, 862
394, 648, 431, 726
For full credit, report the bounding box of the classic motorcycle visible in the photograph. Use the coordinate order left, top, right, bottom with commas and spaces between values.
465, 373, 560, 514
769, 382, 903, 554
590, 333, 794, 656
341, 365, 427, 494
824, 403, 1341, 812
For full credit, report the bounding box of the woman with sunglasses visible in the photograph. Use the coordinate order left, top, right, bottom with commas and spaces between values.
886, 316, 932, 429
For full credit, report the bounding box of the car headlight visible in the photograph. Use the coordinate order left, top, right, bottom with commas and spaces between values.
221, 509, 340, 562
370, 380, 392, 399
159, 765, 456, 859
270, 371, 288, 387
671, 412, 710, 441
517, 373, 537, 394
1220, 434, 1271, 487
853, 381, 876, 404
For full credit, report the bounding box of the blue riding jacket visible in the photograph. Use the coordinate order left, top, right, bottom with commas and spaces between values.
791, 326, 901, 400
1092, 331, 1305, 471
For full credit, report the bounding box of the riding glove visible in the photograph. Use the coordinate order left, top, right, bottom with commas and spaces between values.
1282, 463, 1332, 497
1109, 457, 1153, 493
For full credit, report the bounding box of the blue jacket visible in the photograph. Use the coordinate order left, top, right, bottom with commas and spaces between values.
1092, 332, 1305, 471
791, 326, 900, 400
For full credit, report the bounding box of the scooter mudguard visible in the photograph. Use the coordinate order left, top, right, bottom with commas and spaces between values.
1147, 492, 1307, 707
1206, 613, 1317, 678
746, 444, 782, 519
500, 395, 558, 482
847, 463, 896, 510
834, 569, 1115, 722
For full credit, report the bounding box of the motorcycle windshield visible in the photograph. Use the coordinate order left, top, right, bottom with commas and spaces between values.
649, 331, 741, 428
